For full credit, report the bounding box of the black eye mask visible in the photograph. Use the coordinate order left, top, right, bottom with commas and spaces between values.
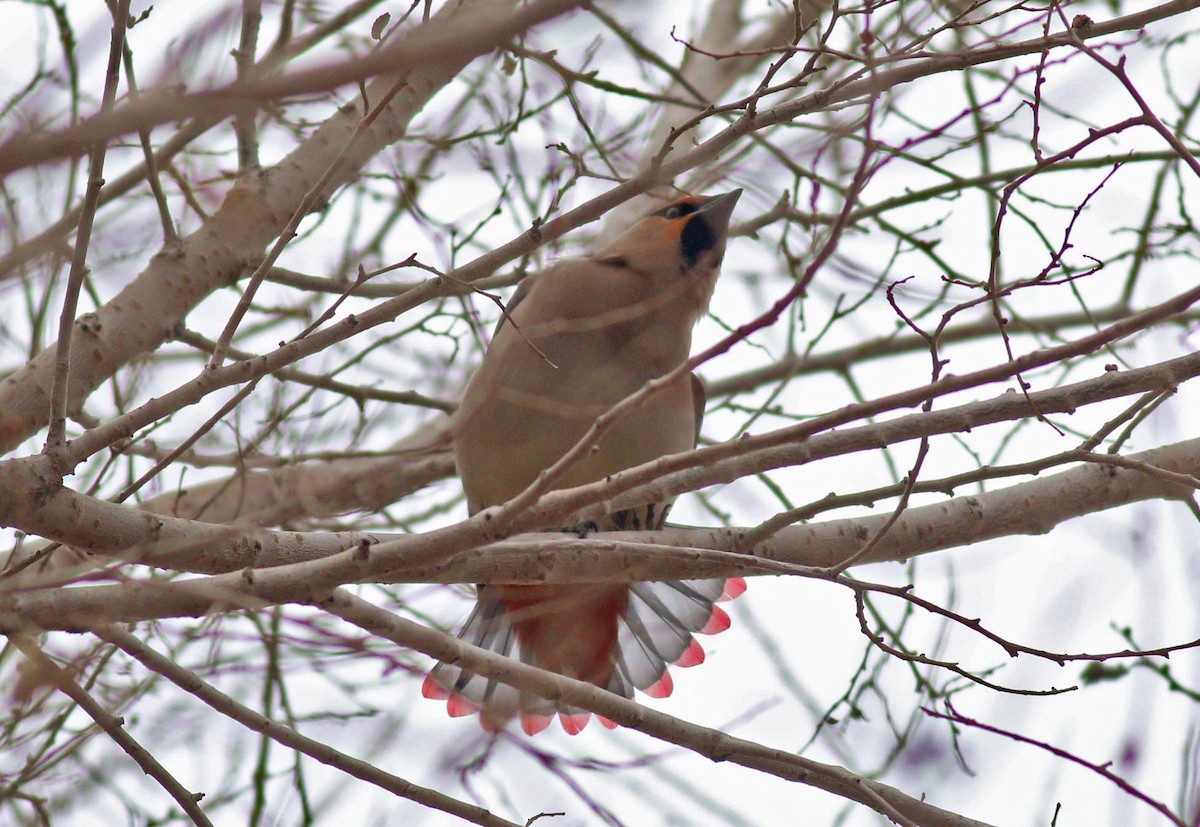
679, 213, 717, 266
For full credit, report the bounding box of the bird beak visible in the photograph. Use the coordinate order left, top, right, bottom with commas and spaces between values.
695, 189, 742, 231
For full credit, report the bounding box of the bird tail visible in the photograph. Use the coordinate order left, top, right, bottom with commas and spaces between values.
422, 577, 746, 735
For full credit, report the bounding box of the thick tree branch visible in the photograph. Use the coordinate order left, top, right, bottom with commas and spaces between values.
0, 0, 581, 455
1, 431, 1196, 630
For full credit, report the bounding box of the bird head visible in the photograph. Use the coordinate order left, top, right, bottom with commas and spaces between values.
593, 189, 742, 320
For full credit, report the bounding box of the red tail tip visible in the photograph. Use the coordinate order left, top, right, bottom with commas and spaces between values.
700, 605, 731, 635
599, 716, 619, 729
645, 671, 674, 698
422, 673, 450, 700
719, 577, 747, 601
674, 639, 706, 668
559, 713, 590, 735
447, 693, 479, 718
522, 713, 553, 736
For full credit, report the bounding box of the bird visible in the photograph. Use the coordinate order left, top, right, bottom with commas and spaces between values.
423, 189, 747, 735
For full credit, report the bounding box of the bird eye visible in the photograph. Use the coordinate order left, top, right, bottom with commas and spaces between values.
662, 201, 698, 220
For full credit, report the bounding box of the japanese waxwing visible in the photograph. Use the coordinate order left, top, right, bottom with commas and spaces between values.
423, 190, 747, 735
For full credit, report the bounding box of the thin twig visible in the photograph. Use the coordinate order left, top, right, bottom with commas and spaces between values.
10, 634, 214, 827
44, 0, 131, 455
91, 625, 522, 827
925, 701, 1187, 827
